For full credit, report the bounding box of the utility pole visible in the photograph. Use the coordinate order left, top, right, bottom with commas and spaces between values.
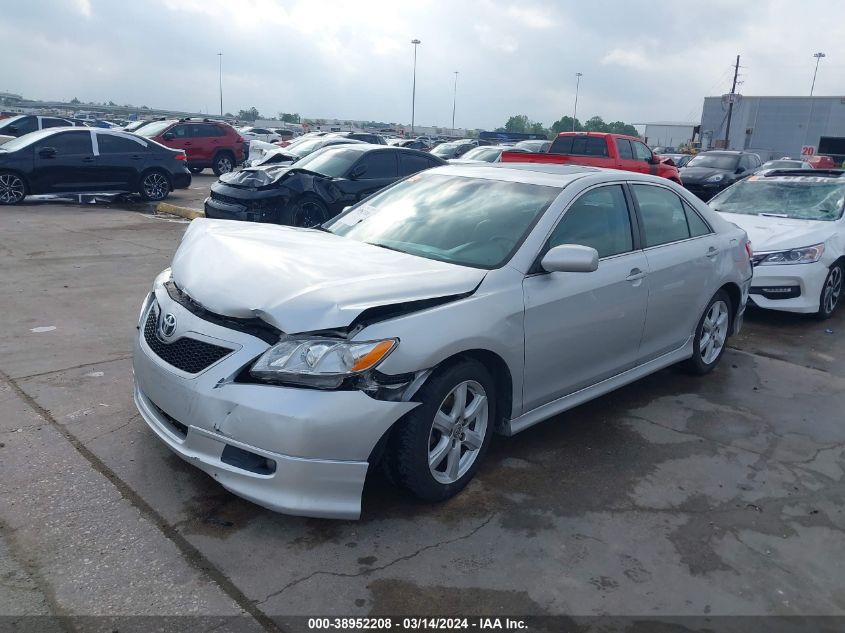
810, 52, 826, 96
410, 39, 421, 135
572, 72, 582, 131
217, 52, 223, 117
451, 71, 459, 136
723, 55, 740, 149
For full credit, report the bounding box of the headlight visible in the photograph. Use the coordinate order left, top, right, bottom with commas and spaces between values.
250, 337, 398, 388
757, 243, 825, 265
153, 267, 172, 290
705, 174, 725, 183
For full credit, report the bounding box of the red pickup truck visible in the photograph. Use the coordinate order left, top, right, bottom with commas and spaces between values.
501, 132, 681, 183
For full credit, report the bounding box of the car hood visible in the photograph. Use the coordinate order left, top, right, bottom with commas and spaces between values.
217, 164, 307, 188
719, 212, 836, 252
170, 218, 487, 333
679, 166, 734, 182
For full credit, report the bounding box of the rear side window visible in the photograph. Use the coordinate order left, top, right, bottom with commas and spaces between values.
356, 151, 398, 179
40, 131, 93, 155
616, 138, 634, 159
566, 137, 609, 157
684, 202, 712, 237
398, 152, 434, 176
632, 184, 690, 246
42, 118, 70, 129
548, 185, 633, 258
98, 134, 145, 154
549, 136, 572, 154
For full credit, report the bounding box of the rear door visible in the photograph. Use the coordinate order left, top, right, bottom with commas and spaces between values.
522, 184, 648, 409
95, 132, 149, 190
32, 130, 98, 192
630, 183, 721, 361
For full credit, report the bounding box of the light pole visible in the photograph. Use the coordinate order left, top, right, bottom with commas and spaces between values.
410, 39, 421, 136
572, 72, 582, 131
217, 52, 223, 117
451, 71, 459, 136
810, 52, 825, 96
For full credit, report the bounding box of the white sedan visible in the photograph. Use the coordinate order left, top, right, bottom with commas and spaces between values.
238, 126, 281, 143
709, 170, 844, 318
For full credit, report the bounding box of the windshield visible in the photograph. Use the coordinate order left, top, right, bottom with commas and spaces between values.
431, 143, 459, 157
325, 173, 561, 269
687, 153, 739, 170
461, 147, 501, 162
287, 138, 326, 157
514, 140, 546, 151
710, 177, 845, 221
293, 147, 363, 177
136, 121, 175, 137
123, 121, 147, 132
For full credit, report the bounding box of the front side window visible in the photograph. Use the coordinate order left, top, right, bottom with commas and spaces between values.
632, 184, 691, 246
632, 141, 653, 161
355, 151, 398, 179
326, 173, 561, 269
616, 139, 634, 159
548, 185, 633, 258
38, 131, 93, 155
2, 116, 37, 135
293, 147, 363, 177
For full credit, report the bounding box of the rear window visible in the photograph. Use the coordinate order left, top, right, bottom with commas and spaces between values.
549, 136, 608, 157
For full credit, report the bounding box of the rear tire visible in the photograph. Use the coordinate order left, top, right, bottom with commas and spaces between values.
138, 170, 171, 201
385, 359, 495, 502
816, 263, 843, 320
683, 290, 732, 375
0, 171, 27, 205
283, 195, 328, 227
212, 152, 235, 176
189, 167, 204, 174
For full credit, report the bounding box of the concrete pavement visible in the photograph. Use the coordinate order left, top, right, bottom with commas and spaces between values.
0, 202, 843, 630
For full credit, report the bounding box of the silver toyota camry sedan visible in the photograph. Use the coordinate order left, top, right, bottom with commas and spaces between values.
132, 164, 753, 519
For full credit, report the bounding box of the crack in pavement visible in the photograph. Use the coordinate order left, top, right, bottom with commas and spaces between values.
257, 512, 498, 605
12, 354, 133, 381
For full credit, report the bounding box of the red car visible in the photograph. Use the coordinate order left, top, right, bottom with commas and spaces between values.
807, 155, 837, 169
137, 118, 245, 175
501, 132, 681, 183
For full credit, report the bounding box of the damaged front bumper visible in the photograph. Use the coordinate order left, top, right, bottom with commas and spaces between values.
132, 287, 419, 519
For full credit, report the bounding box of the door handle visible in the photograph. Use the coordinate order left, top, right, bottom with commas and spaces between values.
130, 155, 143, 160
626, 268, 647, 281
82, 156, 95, 162
706, 247, 719, 258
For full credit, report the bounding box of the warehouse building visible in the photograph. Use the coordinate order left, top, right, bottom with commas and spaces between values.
637, 122, 697, 149
699, 95, 845, 162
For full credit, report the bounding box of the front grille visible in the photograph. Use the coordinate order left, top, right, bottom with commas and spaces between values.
210, 191, 244, 206
143, 307, 233, 374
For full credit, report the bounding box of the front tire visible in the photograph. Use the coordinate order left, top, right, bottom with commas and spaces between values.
683, 290, 732, 375
0, 171, 27, 205
189, 167, 204, 175
816, 263, 843, 320
284, 195, 328, 227
138, 170, 171, 201
385, 359, 495, 502
212, 152, 235, 176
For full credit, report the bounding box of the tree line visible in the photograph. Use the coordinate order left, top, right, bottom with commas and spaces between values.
498, 114, 639, 138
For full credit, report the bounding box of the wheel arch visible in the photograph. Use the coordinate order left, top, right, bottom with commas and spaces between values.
717, 281, 742, 334
0, 168, 31, 191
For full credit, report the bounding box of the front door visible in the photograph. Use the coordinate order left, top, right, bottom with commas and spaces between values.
522, 184, 648, 412
334, 149, 399, 210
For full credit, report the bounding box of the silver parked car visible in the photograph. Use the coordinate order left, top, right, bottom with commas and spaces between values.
132, 164, 753, 519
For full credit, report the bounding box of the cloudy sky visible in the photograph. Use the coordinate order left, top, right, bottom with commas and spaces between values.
2, 0, 844, 129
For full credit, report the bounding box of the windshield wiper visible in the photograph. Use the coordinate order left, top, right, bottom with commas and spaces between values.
759, 213, 789, 218
365, 242, 405, 254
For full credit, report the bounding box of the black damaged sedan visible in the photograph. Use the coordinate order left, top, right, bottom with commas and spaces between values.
205, 144, 445, 226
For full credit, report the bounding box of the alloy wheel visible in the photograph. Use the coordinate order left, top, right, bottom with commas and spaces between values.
142, 173, 169, 200
822, 266, 842, 315
0, 173, 25, 204
216, 156, 233, 173
428, 380, 489, 485
293, 200, 324, 227
699, 300, 729, 365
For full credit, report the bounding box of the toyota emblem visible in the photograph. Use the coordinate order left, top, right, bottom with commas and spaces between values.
158, 312, 177, 339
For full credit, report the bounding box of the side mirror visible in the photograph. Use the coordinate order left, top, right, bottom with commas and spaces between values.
735, 167, 745, 175
541, 244, 599, 273
162, 132, 175, 141
349, 164, 367, 179
38, 147, 57, 158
